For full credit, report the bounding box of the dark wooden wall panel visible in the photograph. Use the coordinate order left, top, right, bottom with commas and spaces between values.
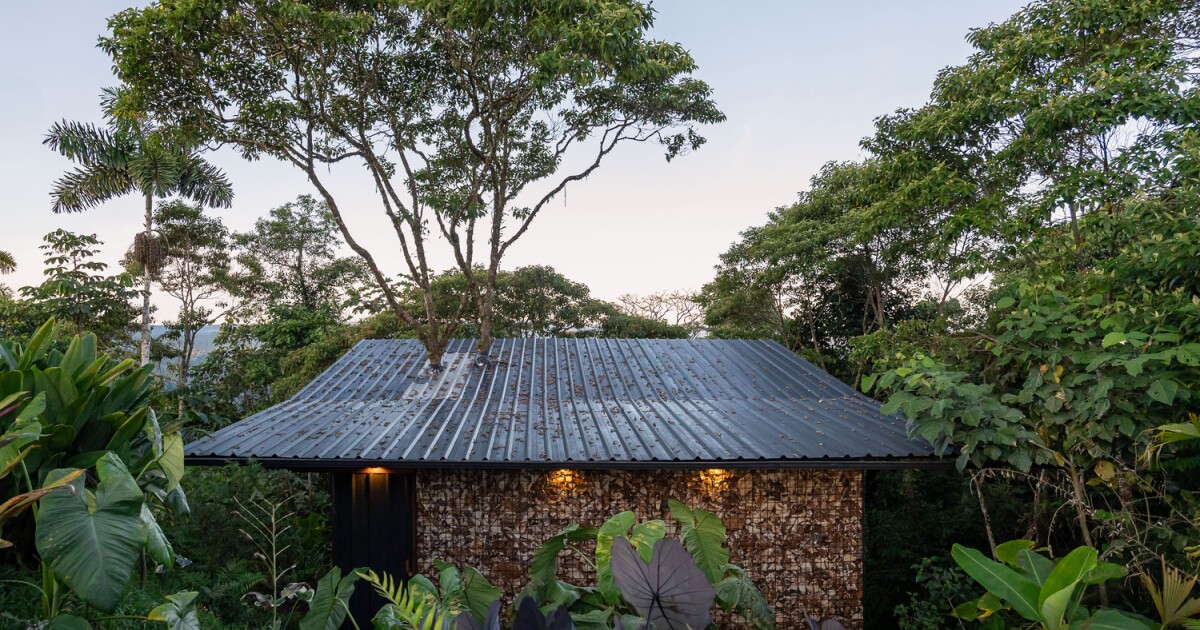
332, 471, 416, 626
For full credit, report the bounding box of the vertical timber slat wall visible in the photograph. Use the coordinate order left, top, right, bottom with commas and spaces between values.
332, 472, 416, 626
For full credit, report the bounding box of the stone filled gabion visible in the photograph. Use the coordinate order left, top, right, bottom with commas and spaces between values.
416, 469, 864, 628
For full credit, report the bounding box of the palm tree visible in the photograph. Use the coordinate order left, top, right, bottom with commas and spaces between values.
0, 251, 14, 275
45, 88, 233, 366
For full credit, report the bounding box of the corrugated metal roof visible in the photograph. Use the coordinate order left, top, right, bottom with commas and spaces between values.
185, 338, 935, 468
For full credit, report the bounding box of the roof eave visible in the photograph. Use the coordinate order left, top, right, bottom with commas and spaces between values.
184, 454, 951, 472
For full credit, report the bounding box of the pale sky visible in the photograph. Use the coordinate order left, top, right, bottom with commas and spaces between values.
0, 1, 1027, 319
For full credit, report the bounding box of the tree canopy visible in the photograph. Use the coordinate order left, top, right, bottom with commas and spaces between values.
103, 0, 722, 368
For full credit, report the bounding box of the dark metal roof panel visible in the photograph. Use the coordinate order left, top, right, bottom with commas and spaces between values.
186, 337, 934, 467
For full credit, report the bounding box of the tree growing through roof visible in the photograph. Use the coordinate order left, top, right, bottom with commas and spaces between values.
104, 0, 723, 370
43, 88, 234, 366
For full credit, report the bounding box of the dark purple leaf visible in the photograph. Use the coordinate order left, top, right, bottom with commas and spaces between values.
611, 537, 715, 630
511, 597, 575, 630
456, 601, 501, 630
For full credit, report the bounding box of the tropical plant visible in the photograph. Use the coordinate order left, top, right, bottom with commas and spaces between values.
236, 494, 312, 629
0, 395, 82, 549
517, 499, 775, 629
950, 540, 1146, 629
610, 537, 715, 629
44, 86, 233, 365
0, 250, 15, 275
298, 566, 361, 630
360, 568, 454, 630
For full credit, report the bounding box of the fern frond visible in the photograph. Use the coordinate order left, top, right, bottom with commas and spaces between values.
358, 569, 451, 630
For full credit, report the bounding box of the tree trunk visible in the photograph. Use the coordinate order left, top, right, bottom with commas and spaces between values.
140, 192, 153, 367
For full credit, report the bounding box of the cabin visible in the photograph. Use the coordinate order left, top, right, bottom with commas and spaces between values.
186, 338, 936, 627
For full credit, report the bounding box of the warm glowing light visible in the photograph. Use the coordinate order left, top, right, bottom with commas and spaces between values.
699, 468, 732, 492
363, 467, 389, 474
547, 469, 580, 493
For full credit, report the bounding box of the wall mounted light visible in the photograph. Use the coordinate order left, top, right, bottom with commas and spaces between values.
363, 467, 389, 475
699, 468, 732, 492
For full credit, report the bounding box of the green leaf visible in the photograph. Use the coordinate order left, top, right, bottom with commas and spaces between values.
596, 511, 635, 604
1074, 609, 1156, 629
1039, 546, 1097, 625
995, 296, 1016, 310
1102, 332, 1126, 348
157, 431, 185, 491
668, 499, 729, 585
433, 562, 498, 623
300, 567, 360, 630
35, 454, 147, 613
952, 544, 1041, 621
1148, 379, 1179, 405
994, 540, 1035, 567
141, 504, 174, 569
47, 614, 91, 630
530, 523, 598, 589
1017, 549, 1055, 586
148, 591, 201, 630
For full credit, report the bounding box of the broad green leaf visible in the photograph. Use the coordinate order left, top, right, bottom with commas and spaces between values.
148, 591, 201, 630
299, 567, 359, 630
1072, 609, 1156, 629
952, 544, 1041, 621
47, 614, 91, 630
1101, 332, 1126, 348
669, 499, 729, 585
1083, 562, 1126, 585
994, 540, 1035, 567
158, 431, 185, 491
1017, 549, 1055, 586
1039, 546, 1097, 625
35, 454, 147, 613
1148, 379, 1179, 405
596, 511, 636, 604
530, 523, 598, 589
141, 504, 174, 569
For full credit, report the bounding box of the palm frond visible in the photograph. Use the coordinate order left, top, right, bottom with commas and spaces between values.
1143, 559, 1200, 627
50, 164, 137, 213
358, 569, 450, 630
128, 150, 183, 199
176, 154, 235, 208
44, 120, 132, 169
0, 251, 14, 275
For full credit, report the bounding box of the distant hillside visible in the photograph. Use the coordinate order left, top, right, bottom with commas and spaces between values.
148, 324, 221, 364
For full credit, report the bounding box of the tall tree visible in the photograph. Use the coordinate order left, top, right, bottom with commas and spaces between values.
154, 201, 234, 405
44, 87, 234, 366
104, 0, 722, 370
18, 230, 139, 347
230, 195, 366, 320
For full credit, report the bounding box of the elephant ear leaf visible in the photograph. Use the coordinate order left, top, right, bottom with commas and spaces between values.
667, 499, 728, 585
512, 596, 575, 630
148, 591, 201, 630
35, 454, 147, 613
455, 600, 502, 630
611, 537, 715, 630
299, 567, 360, 630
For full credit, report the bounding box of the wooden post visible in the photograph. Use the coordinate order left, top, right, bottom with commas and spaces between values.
332, 470, 417, 626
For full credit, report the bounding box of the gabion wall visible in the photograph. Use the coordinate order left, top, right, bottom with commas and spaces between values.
415, 468, 864, 628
